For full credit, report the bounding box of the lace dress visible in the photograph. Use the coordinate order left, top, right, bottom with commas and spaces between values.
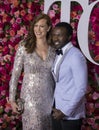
9, 41, 55, 130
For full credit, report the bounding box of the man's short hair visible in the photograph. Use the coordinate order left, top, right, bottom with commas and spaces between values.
55, 22, 73, 37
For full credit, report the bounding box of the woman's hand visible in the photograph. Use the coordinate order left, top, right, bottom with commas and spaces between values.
10, 101, 20, 114
7, 98, 19, 114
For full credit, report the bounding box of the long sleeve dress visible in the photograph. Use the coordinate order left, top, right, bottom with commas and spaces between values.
9, 40, 55, 130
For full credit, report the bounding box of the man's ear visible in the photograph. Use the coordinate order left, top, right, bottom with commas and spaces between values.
68, 35, 72, 41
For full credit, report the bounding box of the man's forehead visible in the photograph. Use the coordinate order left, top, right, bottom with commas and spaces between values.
52, 27, 66, 34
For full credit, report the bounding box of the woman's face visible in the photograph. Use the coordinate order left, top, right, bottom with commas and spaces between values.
34, 19, 50, 39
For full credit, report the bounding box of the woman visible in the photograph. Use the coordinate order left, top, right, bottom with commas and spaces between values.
9, 13, 55, 130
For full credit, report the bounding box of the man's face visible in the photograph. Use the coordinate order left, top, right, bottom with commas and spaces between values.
52, 27, 69, 49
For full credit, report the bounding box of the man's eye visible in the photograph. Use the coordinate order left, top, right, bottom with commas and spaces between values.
53, 34, 62, 37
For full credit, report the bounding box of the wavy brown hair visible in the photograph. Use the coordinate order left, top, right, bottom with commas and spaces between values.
24, 13, 52, 53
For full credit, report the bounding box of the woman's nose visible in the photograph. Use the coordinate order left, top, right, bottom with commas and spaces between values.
36, 26, 40, 31
38, 26, 40, 31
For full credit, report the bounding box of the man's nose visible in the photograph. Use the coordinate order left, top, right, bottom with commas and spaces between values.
54, 35, 59, 41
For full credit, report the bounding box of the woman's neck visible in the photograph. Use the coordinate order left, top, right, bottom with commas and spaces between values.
35, 39, 49, 61
36, 39, 48, 50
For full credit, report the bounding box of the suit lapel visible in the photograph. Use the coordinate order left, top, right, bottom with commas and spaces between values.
53, 43, 73, 82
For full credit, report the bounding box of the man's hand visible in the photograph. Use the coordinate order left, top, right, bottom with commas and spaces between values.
52, 108, 65, 120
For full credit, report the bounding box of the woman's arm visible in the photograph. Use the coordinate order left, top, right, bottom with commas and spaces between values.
9, 41, 25, 113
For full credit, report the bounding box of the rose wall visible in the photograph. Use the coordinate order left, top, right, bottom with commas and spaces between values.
0, 0, 99, 130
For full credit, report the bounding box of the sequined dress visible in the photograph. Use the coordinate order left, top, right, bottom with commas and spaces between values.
9, 41, 55, 130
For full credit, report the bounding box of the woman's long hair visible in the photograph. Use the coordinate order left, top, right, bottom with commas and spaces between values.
24, 13, 52, 53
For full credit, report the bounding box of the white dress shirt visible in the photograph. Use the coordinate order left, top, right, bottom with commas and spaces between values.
54, 42, 73, 75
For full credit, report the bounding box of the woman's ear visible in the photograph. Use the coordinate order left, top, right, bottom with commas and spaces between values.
47, 26, 51, 32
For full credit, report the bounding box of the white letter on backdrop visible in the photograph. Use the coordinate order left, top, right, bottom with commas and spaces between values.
78, 0, 99, 65
44, 0, 71, 22
44, 0, 99, 65
44, 0, 88, 22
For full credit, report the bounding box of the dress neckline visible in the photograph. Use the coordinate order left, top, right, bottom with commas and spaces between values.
34, 46, 50, 62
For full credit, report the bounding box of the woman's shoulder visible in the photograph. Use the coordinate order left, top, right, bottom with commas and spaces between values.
16, 40, 26, 53
50, 46, 55, 52
49, 46, 56, 58
19, 40, 26, 47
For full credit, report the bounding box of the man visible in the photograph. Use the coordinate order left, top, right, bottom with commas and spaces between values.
51, 22, 88, 130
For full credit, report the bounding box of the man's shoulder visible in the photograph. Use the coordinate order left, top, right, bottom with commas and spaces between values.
69, 46, 82, 54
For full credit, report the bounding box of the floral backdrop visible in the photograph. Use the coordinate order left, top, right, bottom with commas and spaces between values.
0, 0, 99, 129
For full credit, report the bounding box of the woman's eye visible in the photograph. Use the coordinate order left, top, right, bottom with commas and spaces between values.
34, 25, 38, 27
40, 26, 44, 28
